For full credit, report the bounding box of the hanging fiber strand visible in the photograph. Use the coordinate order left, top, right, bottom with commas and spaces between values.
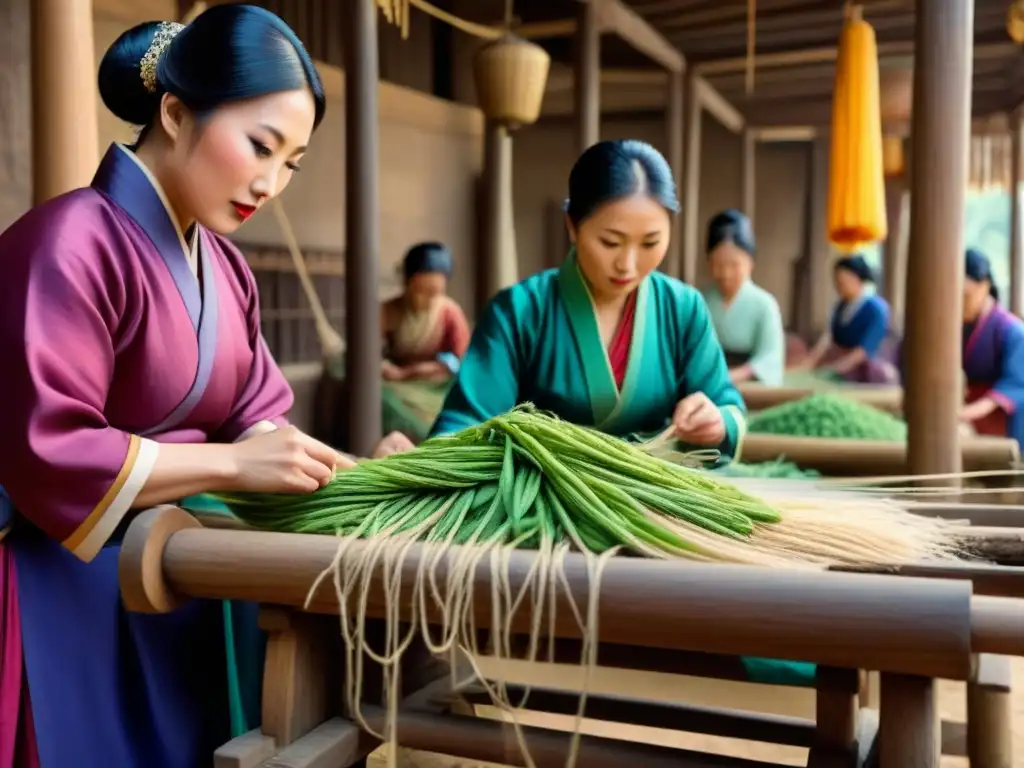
827, 4, 887, 250
377, 0, 505, 40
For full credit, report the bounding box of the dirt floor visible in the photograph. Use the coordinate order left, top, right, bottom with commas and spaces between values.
368, 657, 1024, 767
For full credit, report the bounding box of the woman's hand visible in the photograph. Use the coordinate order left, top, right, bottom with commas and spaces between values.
671, 393, 726, 447
382, 361, 407, 382
960, 397, 998, 423
229, 426, 339, 493
372, 431, 416, 458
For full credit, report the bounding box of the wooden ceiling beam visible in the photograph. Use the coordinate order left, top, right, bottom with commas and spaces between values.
694, 38, 1017, 75
659, 0, 908, 34
744, 91, 1012, 127
595, 0, 686, 73
695, 76, 744, 133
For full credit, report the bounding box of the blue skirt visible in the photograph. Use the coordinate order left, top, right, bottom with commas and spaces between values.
7, 490, 263, 768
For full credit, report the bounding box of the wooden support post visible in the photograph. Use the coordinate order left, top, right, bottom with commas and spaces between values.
966, 654, 1013, 768
879, 674, 938, 767
574, 1, 600, 155
681, 71, 701, 285
31, 0, 99, 203
883, 176, 907, 332
666, 69, 684, 278
478, 121, 518, 306
741, 128, 755, 221
344, 0, 383, 457
807, 667, 859, 768
1010, 107, 1023, 316
806, 137, 832, 336
903, 0, 974, 477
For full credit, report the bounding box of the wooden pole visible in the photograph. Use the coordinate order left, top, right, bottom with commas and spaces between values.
681, 71, 701, 285
807, 137, 831, 335
902, 0, 974, 477
666, 69, 684, 278
344, 0, 383, 456
574, 1, 600, 155
1010, 108, 1023, 316
879, 674, 939, 767
740, 128, 755, 221
31, 0, 99, 203
479, 122, 518, 306
883, 176, 907, 332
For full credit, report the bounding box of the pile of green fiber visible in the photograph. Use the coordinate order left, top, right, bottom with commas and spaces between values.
217, 405, 783, 558
712, 459, 820, 480
748, 393, 907, 441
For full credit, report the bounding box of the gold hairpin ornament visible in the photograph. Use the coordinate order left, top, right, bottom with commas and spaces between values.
140, 21, 185, 94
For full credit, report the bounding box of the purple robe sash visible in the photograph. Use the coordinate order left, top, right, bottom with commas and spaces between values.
91, 146, 220, 435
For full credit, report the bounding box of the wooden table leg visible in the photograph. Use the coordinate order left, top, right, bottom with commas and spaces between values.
879, 673, 938, 768
967, 680, 1013, 768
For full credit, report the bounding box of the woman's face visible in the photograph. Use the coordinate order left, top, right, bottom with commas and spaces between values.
406, 271, 448, 312
708, 241, 752, 298
568, 194, 671, 302
963, 277, 990, 321
163, 88, 317, 234
833, 267, 863, 301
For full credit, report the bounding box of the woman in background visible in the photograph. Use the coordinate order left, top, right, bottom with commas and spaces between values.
960, 248, 1024, 447
798, 254, 898, 384
0, 7, 355, 767
381, 241, 471, 382
703, 209, 785, 386
432, 139, 746, 456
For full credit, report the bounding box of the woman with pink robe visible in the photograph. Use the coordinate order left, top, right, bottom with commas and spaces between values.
381, 242, 471, 382
0, 7, 366, 767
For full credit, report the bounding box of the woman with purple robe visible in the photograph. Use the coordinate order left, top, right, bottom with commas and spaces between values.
0, 7, 356, 767
960, 248, 1024, 446
796, 254, 899, 384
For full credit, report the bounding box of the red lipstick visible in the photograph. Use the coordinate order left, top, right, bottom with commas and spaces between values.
610, 277, 634, 287
232, 202, 257, 221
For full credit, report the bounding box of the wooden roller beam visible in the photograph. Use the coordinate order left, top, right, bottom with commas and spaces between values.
117, 507, 999, 679
738, 434, 1019, 476
738, 383, 903, 412
359, 705, 782, 768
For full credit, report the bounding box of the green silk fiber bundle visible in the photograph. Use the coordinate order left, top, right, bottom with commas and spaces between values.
217, 405, 958, 568
748, 393, 907, 441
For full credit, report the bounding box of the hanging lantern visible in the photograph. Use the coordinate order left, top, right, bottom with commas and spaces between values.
882, 135, 904, 177
827, 5, 887, 251
1008, 0, 1024, 44
879, 63, 913, 135
473, 34, 551, 129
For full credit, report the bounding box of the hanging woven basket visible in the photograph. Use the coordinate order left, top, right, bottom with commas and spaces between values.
473, 33, 551, 129
1009, 0, 1024, 44
882, 135, 904, 178
879, 64, 912, 135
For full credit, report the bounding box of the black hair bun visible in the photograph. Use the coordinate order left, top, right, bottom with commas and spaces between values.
98, 21, 168, 126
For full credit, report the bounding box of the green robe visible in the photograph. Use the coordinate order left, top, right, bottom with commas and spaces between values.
705, 280, 786, 387
430, 257, 815, 688
431, 256, 746, 456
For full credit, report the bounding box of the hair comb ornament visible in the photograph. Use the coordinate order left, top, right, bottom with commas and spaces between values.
140, 21, 185, 93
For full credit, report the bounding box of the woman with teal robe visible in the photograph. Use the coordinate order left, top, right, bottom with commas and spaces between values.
430, 139, 814, 688
702, 209, 785, 386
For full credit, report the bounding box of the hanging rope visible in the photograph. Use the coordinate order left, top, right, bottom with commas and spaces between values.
377, 0, 504, 40
745, 0, 756, 95
271, 199, 347, 360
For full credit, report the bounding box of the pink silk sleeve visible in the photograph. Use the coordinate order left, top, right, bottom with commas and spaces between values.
213, 247, 294, 443
0, 224, 158, 562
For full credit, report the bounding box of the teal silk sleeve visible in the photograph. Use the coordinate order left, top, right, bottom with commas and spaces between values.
429, 290, 521, 437
675, 289, 748, 459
